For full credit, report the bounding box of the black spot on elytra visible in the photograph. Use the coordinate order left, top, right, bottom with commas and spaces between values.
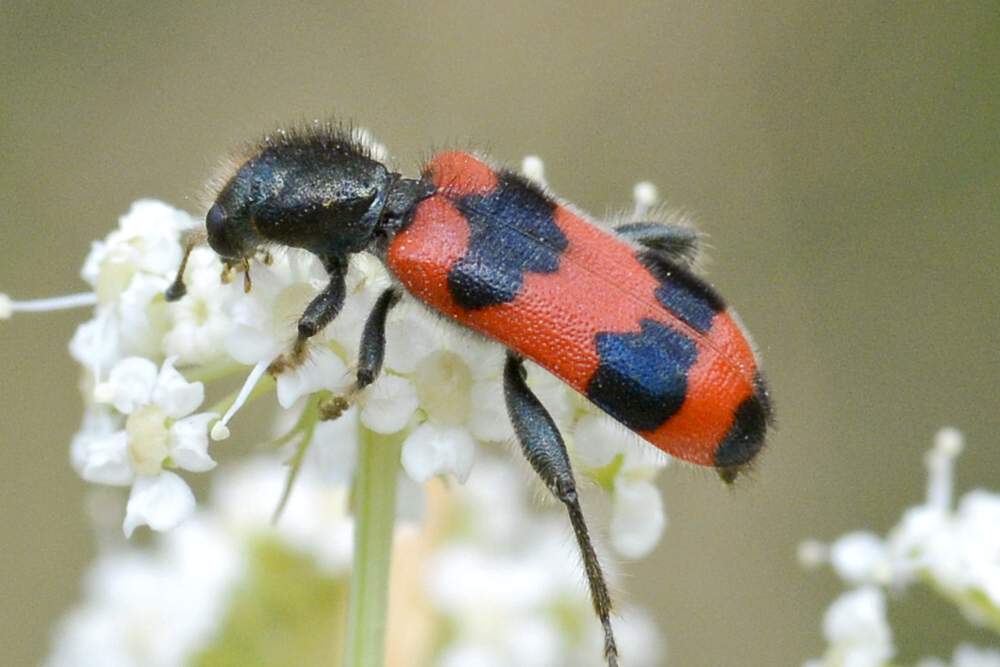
447, 173, 567, 310
714, 370, 773, 469
638, 249, 724, 333
587, 319, 698, 431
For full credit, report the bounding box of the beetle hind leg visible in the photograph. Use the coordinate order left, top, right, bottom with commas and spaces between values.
616, 220, 700, 267
503, 353, 619, 667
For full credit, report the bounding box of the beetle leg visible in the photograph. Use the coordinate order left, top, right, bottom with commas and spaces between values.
616, 221, 700, 266
503, 353, 619, 667
318, 287, 401, 420
268, 266, 347, 375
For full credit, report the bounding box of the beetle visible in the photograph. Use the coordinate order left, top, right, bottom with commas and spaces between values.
167, 122, 772, 666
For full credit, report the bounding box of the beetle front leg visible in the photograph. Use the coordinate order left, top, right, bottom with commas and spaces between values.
319, 287, 402, 420
268, 267, 347, 375
503, 353, 619, 667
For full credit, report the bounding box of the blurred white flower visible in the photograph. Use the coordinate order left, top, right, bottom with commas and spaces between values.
810, 586, 894, 667
401, 422, 477, 483
43, 519, 241, 667
803, 428, 1000, 666
46, 455, 665, 667
571, 412, 669, 558
918, 644, 1000, 667
827, 532, 891, 587
426, 459, 663, 667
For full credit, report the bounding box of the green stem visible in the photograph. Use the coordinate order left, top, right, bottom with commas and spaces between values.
343, 426, 403, 667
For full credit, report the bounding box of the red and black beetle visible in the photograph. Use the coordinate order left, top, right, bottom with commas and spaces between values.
167, 123, 772, 667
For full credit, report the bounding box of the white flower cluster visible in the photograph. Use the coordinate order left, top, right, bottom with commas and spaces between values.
801, 428, 1000, 667
44, 454, 663, 666
43, 516, 242, 667
430, 460, 664, 667
3, 149, 678, 664
2, 155, 672, 557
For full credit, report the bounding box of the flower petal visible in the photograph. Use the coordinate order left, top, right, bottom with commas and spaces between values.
123, 472, 196, 537
611, 480, 666, 559
360, 374, 418, 434
572, 414, 626, 469
829, 532, 888, 586
106, 357, 158, 414
152, 357, 205, 419
467, 381, 514, 442
308, 410, 360, 484
384, 310, 440, 374
76, 430, 134, 486
168, 413, 217, 472
68, 309, 120, 378
275, 346, 350, 409
117, 273, 170, 358
401, 423, 476, 483
822, 586, 893, 661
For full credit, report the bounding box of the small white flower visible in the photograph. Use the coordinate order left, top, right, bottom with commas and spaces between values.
610, 480, 666, 559
212, 458, 357, 573
68, 308, 120, 382
803, 430, 1000, 665
43, 519, 241, 667
951, 643, 1000, 667
163, 247, 234, 365
402, 422, 476, 483
123, 472, 197, 537
817, 586, 894, 667
384, 317, 513, 444
571, 411, 669, 558
70, 409, 129, 486
359, 374, 419, 434
573, 414, 626, 469
116, 273, 171, 359
275, 346, 350, 409
222, 249, 328, 365
632, 182, 659, 218
425, 460, 649, 666
79, 356, 216, 536
828, 532, 890, 586
81, 199, 195, 302
918, 644, 1000, 667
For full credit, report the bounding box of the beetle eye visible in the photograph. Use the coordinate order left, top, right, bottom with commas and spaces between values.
206, 203, 228, 236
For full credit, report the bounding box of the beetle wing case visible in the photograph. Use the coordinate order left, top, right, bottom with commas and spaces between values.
386, 151, 771, 471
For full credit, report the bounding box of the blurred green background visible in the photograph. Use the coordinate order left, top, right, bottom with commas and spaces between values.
2, 2, 998, 665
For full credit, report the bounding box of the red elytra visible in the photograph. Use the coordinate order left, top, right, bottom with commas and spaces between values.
386, 151, 763, 467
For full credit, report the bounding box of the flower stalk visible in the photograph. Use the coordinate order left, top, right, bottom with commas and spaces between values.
343, 424, 404, 667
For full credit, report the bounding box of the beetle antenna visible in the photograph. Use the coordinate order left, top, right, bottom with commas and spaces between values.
165, 228, 207, 302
